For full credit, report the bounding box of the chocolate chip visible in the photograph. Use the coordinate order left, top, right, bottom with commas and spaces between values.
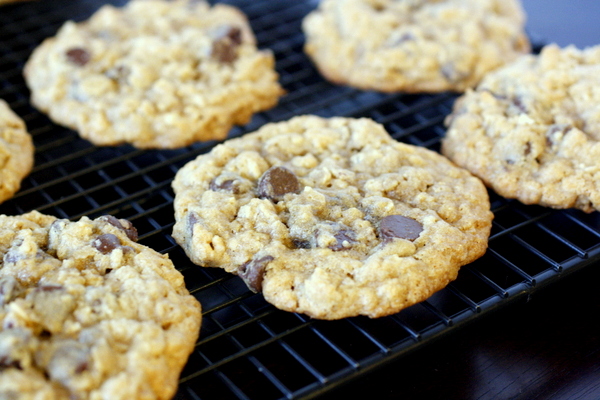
211, 41, 237, 63
4, 249, 24, 264
0, 356, 22, 371
237, 256, 274, 292
511, 96, 527, 114
120, 221, 138, 241
66, 47, 91, 66
329, 228, 356, 251
37, 285, 63, 292
75, 361, 89, 374
209, 178, 240, 194
222, 26, 242, 46
186, 212, 200, 237
257, 166, 302, 202
92, 234, 121, 254
100, 215, 138, 241
40, 329, 52, 339
211, 26, 243, 63
292, 238, 311, 249
483, 89, 507, 101
546, 124, 572, 147
379, 215, 423, 242
524, 141, 532, 156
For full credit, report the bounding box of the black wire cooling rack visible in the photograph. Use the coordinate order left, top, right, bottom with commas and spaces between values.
2, 1, 600, 399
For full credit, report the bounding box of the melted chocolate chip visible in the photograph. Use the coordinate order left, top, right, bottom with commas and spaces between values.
483, 89, 507, 101
0, 357, 22, 371
379, 215, 423, 242
257, 166, 302, 202
66, 48, 91, 66
371, 3, 385, 11
40, 329, 52, 339
37, 285, 63, 292
100, 215, 138, 241
211, 40, 237, 63
75, 361, 89, 374
209, 178, 240, 194
92, 234, 121, 254
187, 212, 200, 237
329, 228, 356, 251
524, 141, 532, 156
512, 97, 527, 114
292, 238, 311, 249
238, 256, 274, 292
211, 26, 243, 63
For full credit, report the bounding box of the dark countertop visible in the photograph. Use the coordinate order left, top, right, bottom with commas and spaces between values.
320, 2, 600, 399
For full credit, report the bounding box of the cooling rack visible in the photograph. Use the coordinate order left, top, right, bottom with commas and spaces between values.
2, 1, 600, 399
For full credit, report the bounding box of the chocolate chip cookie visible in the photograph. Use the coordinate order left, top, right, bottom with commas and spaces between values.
0, 99, 34, 205
302, 0, 530, 93
172, 115, 492, 320
442, 44, 600, 212
23, 0, 284, 149
0, 211, 201, 399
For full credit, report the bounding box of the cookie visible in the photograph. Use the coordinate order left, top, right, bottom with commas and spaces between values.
0, 211, 201, 399
172, 115, 492, 320
23, 0, 284, 149
0, 99, 34, 205
302, 0, 530, 93
442, 44, 600, 213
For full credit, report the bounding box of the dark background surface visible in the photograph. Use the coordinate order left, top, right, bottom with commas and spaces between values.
321, 2, 600, 399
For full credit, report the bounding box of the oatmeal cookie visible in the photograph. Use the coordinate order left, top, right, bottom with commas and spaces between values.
0, 99, 34, 205
0, 211, 201, 400
442, 44, 600, 212
172, 115, 492, 319
302, 0, 530, 93
23, 0, 284, 149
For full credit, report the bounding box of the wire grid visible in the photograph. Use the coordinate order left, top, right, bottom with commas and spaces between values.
2, 1, 600, 399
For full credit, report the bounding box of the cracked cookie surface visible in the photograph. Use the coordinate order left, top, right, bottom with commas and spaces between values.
442, 44, 600, 212
172, 115, 492, 319
302, 0, 530, 93
23, 0, 284, 149
0, 211, 201, 400
0, 99, 34, 205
